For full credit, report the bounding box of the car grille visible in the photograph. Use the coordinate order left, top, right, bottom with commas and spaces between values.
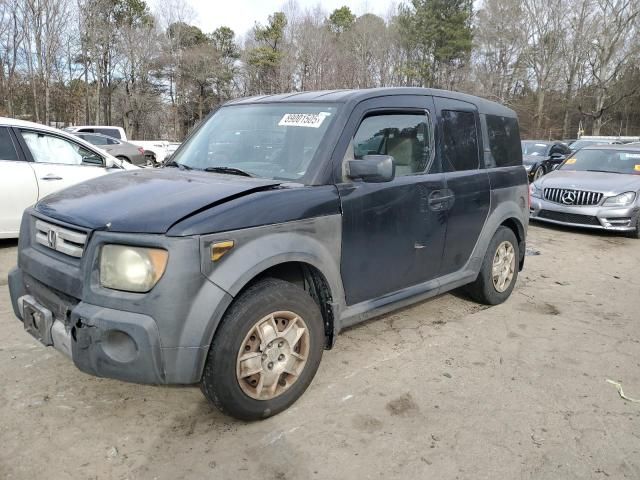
543, 188, 602, 206
34, 219, 87, 258
537, 210, 601, 226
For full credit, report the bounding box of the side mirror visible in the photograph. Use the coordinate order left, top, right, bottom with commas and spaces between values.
82, 154, 105, 167
346, 155, 395, 183
550, 153, 565, 160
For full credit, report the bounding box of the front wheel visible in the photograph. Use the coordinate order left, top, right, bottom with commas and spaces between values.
200, 278, 325, 421
532, 166, 545, 181
464, 226, 519, 305
116, 155, 131, 164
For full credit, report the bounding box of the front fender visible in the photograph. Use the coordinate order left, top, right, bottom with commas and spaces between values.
200, 215, 345, 306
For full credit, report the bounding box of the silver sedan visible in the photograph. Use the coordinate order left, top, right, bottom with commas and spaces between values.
73, 133, 148, 166
529, 145, 640, 238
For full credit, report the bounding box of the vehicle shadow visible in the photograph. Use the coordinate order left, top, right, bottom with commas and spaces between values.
0, 238, 19, 249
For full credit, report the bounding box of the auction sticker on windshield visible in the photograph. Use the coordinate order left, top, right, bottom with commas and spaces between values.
279, 112, 331, 128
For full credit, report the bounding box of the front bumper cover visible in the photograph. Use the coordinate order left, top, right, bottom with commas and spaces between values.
9, 211, 234, 385
529, 197, 639, 231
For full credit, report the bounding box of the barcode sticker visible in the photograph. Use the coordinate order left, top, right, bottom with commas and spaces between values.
279, 112, 331, 128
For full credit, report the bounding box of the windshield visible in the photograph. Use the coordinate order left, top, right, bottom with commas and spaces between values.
560, 149, 640, 175
570, 139, 612, 150
521, 141, 549, 156
171, 103, 339, 181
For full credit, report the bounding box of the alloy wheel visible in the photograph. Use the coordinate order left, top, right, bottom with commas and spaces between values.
492, 241, 516, 293
236, 311, 310, 400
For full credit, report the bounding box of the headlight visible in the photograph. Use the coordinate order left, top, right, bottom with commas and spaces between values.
524, 164, 533, 172
100, 245, 168, 292
602, 191, 636, 207
530, 182, 542, 198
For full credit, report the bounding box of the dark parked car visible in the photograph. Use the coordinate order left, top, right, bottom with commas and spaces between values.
73, 133, 147, 166
530, 144, 640, 237
521, 140, 572, 181
8, 88, 528, 420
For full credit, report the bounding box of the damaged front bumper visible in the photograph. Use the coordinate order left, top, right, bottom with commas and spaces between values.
10, 267, 165, 384
8, 210, 234, 385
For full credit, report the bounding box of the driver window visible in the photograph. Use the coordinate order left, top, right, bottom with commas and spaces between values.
20, 130, 99, 165
348, 113, 432, 177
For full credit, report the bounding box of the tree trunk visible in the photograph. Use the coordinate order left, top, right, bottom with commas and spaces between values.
535, 88, 546, 138
591, 90, 605, 135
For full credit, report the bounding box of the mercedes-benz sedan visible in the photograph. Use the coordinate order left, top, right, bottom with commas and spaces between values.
529, 145, 640, 238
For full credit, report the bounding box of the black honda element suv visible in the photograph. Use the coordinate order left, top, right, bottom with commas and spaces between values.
9, 88, 527, 420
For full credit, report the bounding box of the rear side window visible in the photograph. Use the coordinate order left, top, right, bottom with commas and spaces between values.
85, 135, 109, 145
441, 110, 479, 171
0, 127, 19, 161
484, 115, 521, 167
95, 128, 121, 139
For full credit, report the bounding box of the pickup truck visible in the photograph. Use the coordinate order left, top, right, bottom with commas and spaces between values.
9, 88, 528, 420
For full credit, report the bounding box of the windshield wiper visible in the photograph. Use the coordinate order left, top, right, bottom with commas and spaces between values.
586, 169, 621, 174
163, 159, 192, 170
203, 166, 255, 177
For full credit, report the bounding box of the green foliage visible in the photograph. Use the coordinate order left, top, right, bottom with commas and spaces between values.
253, 12, 287, 50
112, 0, 153, 29
397, 0, 473, 86
167, 22, 208, 49
328, 6, 356, 33
210, 26, 239, 59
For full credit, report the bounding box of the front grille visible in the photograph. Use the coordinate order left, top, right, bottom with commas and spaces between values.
538, 210, 602, 226
544, 188, 603, 206
34, 219, 87, 258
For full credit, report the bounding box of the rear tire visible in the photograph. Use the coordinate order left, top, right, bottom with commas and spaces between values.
464, 226, 519, 305
200, 278, 325, 421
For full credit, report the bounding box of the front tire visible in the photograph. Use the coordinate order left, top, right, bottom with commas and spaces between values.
116, 155, 131, 164
464, 226, 519, 305
200, 278, 325, 421
532, 166, 545, 181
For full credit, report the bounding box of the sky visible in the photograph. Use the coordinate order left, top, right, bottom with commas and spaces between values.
182, 0, 396, 39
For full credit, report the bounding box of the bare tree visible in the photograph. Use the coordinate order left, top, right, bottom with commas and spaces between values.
522, 0, 564, 137
580, 0, 640, 134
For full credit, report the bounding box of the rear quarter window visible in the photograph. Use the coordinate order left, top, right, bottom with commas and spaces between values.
484, 115, 521, 168
95, 128, 122, 139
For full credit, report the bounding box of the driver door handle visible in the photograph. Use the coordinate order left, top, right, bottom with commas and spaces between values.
428, 190, 455, 211
41, 174, 63, 181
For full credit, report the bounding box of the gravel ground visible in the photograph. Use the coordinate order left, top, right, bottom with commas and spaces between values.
1, 223, 639, 479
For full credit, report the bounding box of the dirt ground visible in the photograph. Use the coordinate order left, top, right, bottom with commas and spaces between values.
1, 223, 639, 480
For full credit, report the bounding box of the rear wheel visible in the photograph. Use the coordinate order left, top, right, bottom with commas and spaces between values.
200, 278, 324, 421
464, 226, 519, 305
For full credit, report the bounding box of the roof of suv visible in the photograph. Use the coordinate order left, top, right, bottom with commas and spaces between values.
225, 87, 516, 117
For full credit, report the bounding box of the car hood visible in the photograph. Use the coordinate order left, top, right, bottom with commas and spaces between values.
36, 168, 282, 233
535, 169, 640, 194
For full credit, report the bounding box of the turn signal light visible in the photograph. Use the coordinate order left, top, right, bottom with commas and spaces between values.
211, 240, 235, 262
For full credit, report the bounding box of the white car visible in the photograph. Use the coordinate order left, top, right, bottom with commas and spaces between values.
0, 117, 137, 239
